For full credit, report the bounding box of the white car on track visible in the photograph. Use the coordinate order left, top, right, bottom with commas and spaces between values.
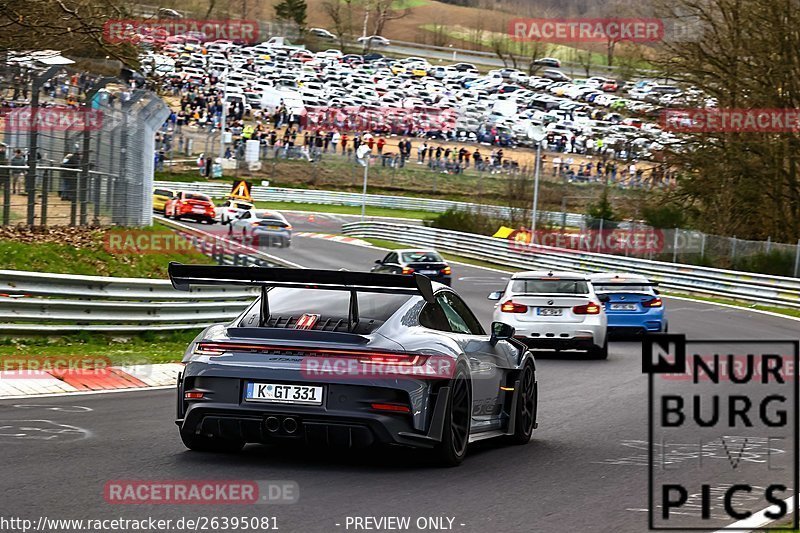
489, 270, 608, 359
216, 199, 254, 225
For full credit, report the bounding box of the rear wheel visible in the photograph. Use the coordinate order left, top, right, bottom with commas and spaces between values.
505, 362, 537, 445
589, 338, 608, 360
180, 430, 245, 453
433, 365, 471, 467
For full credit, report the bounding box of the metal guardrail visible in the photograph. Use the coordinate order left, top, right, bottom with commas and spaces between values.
152, 181, 588, 227
0, 271, 257, 332
0, 218, 306, 333
342, 221, 800, 309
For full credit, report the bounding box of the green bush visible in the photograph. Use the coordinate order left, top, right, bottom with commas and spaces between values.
732, 250, 796, 277
425, 207, 499, 236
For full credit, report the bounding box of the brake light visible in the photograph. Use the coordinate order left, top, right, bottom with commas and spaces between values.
573, 302, 601, 315
402, 267, 415, 275
184, 391, 205, 399
500, 300, 528, 313
442, 266, 452, 275
193, 342, 426, 365
357, 353, 425, 366
371, 403, 411, 413
643, 297, 663, 308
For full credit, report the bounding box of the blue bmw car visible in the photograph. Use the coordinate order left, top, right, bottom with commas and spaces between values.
589, 273, 667, 334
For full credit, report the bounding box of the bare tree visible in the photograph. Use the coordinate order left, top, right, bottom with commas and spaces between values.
0, 0, 138, 65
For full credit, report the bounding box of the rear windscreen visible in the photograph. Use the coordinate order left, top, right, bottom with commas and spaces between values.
254, 288, 412, 332
593, 284, 654, 294
401, 251, 443, 263
511, 279, 589, 294
185, 193, 210, 201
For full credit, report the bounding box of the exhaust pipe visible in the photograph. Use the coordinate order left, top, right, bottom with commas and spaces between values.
265, 416, 280, 432
282, 417, 298, 434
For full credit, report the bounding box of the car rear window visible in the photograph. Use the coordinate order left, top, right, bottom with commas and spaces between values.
185, 193, 210, 201
593, 283, 654, 294
154, 189, 174, 197
401, 251, 443, 263
253, 289, 411, 332
511, 279, 589, 294
234, 202, 252, 209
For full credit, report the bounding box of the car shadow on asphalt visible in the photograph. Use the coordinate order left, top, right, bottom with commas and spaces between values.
172, 436, 552, 471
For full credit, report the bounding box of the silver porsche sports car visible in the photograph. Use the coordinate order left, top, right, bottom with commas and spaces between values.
170, 263, 538, 466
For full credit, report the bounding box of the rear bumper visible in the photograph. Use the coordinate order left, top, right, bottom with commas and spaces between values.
505, 321, 606, 350
177, 367, 448, 449
606, 310, 665, 333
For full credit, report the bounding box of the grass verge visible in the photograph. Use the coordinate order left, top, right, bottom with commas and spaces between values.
0, 331, 200, 365
0, 223, 215, 278
251, 201, 435, 220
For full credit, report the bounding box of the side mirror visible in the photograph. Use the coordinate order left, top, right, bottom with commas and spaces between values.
597, 294, 610, 303
490, 322, 515, 345
653, 289, 660, 295
374, 259, 382, 264
487, 291, 503, 301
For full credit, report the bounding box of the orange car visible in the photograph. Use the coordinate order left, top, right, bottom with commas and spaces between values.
164, 191, 216, 224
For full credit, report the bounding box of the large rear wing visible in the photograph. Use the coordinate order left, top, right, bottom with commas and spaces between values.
168, 263, 435, 303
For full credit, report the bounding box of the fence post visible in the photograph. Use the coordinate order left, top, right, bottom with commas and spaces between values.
596, 218, 604, 253
766, 236, 771, 254
731, 235, 737, 262
672, 227, 679, 263
26, 68, 59, 225
700, 233, 706, 261
794, 239, 800, 278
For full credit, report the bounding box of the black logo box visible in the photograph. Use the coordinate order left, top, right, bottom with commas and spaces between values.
644, 337, 800, 531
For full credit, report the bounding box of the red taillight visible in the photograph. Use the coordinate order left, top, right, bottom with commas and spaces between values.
573, 302, 601, 315
643, 297, 663, 308
371, 403, 411, 413
184, 391, 204, 399
193, 342, 426, 365
442, 266, 452, 275
500, 300, 528, 313
357, 353, 426, 366
401, 267, 415, 275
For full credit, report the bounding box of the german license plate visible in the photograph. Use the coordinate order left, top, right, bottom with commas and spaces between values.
419, 270, 438, 275
265, 225, 281, 230
192, 207, 205, 213
611, 303, 637, 311
537, 308, 563, 316
245, 383, 323, 405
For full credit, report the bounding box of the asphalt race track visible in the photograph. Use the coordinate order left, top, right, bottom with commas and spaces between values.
3, 212, 798, 532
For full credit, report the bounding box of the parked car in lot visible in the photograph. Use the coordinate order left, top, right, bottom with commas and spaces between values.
371, 249, 452, 286
589, 273, 667, 334
489, 271, 608, 358
541, 69, 571, 82
228, 209, 292, 248
216, 199, 255, 225
152, 187, 176, 213
164, 191, 216, 224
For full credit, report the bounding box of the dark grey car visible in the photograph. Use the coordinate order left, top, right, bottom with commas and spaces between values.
170, 263, 538, 466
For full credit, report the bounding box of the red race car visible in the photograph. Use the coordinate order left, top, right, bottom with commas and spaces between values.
164, 191, 216, 224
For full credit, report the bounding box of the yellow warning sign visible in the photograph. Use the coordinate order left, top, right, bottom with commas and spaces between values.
228, 180, 253, 202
